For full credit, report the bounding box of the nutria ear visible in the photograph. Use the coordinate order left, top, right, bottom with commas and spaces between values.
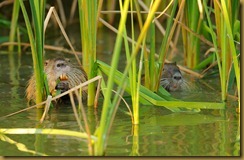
65, 58, 70, 62
45, 60, 49, 66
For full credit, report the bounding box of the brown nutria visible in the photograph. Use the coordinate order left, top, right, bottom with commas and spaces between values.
26, 58, 87, 103
160, 62, 183, 91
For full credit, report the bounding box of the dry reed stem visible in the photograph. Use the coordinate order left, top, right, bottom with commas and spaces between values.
100, 89, 134, 124
69, 0, 77, 24
56, 0, 67, 27
153, 0, 174, 22
0, 0, 14, 8
138, 0, 175, 49
0, 42, 82, 55
100, 9, 214, 48
204, 47, 217, 56
40, 95, 52, 123
201, 61, 218, 75
169, 12, 183, 59
69, 92, 85, 132
44, 6, 81, 66
94, 76, 102, 108
0, 76, 102, 120
107, 86, 127, 142
176, 63, 203, 78
96, 0, 103, 31
74, 90, 93, 155
99, 17, 203, 78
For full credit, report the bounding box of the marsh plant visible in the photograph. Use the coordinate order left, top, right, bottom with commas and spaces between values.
0, 0, 240, 156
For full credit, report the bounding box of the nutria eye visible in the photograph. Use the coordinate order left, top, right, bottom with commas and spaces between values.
45, 61, 49, 66
57, 63, 64, 67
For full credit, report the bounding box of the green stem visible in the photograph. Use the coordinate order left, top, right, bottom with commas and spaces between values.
94, 0, 130, 155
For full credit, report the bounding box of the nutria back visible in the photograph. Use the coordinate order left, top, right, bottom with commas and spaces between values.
26, 58, 87, 103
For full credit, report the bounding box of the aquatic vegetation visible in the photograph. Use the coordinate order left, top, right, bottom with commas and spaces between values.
0, 0, 240, 156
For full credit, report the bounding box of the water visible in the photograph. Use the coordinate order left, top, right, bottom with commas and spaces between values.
0, 25, 240, 156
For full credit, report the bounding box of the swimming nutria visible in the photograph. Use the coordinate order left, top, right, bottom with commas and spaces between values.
160, 62, 183, 91
26, 58, 87, 103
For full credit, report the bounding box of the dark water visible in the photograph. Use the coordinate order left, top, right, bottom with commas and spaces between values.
0, 25, 240, 156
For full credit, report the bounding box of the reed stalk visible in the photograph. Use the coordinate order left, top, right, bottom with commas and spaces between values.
202, 0, 240, 105
220, 0, 240, 107
155, 0, 179, 90
94, 0, 130, 155
78, 0, 98, 106
8, 0, 20, 52
181, 0, 202, 68
19, 0, 46, 106
108, 0, 163, 125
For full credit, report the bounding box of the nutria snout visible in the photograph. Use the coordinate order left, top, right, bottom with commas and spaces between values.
26, 58, 87, 103
160, 62, 183, 91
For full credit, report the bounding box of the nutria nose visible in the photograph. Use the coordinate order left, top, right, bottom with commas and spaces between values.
173, 73, 182, 80
57, 63, 66, 68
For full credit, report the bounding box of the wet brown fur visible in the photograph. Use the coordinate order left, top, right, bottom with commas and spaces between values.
26, 58, 87, 103
160, 62, 183, 91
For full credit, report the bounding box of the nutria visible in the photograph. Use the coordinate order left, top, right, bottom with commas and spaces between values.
160, 62, 183, 91
26, 58, 87, 103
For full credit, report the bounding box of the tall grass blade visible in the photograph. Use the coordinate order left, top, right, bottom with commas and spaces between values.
78, 0, 98, 106
94, 0, 130, 155
8, 0, 20, 52
220, 0, 240, 107
155, 0, 179, 90
18, 0, 46, 105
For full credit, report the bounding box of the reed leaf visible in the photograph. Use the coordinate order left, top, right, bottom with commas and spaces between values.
98, 60, 225, 110
0, 128, 97, 141
78, 0, 97, 106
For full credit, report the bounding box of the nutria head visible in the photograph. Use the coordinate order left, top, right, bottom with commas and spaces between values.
160, 62, 183, 91
26, 58, 87, 103
45, 58, 72, 80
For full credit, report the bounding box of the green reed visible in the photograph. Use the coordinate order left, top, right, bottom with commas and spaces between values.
8, 0, 20, 52
18, 0, 47, 105
94, 0, 130, 155
98, 60, 225, 110
124, 0, 143, 125
181, 0, 202, 68
78, 0, 98, 106
219, 0, 240, 106
1, 0, 239, 156
202, 0, 240, 107
152, 0, 180, 91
